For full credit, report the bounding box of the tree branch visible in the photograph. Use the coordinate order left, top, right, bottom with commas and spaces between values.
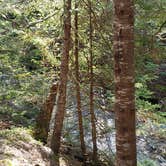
27, 7, 60, 28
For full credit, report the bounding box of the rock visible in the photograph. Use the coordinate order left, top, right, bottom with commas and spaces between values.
0, 128, 56, 166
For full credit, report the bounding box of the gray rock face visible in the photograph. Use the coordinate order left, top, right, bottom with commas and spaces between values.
0, 128, 56, 166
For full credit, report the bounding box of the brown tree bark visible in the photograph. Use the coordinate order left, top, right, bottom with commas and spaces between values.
35, 82, 58, 142
113, 0, 137, 166
74, 0, 87, 164
89, 1, 98, 162
49, 0, 72, 155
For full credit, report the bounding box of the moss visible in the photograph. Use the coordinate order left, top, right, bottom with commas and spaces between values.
0, 159, 13, 166
0, 127, 33, 144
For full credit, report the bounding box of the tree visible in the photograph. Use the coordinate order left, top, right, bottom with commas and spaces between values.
89, 0, 98, 162
49, 0, 72, 155
113, 0, 137, 165
36, 82, 58, 142
74, 0, 87, 164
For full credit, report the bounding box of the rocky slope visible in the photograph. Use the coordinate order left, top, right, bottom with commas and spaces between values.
0, 128, 82, 166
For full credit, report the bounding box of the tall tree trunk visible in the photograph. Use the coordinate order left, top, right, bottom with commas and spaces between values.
113, 0, 137, 166
49, 0, 71, 155
89, 1, 98, 162
35, 82, 58, 142
74, 0, 87, 164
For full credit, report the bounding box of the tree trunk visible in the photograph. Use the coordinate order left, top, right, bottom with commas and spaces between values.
49, 0, 71, 155
35, 82, 58, 142
89, 1, 98, 162
113, 0, 137, 166
74, 0, 87, 164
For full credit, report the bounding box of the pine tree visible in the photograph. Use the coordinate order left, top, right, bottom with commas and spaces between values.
113, 0, 137, 165
89, 0, 98, 162
74, 0, 87, 164
50, 0, 72, 155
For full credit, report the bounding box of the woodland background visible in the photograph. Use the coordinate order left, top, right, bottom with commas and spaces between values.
0, 0, 166, 166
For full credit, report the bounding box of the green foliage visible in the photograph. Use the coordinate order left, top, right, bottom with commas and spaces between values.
135, 62, 161, 112
0, 0, 62, 126
19, 43, 42, 71
136, 97, 160, 112
138, 159, 157, 166
0, 127, 33, 143
0, 1, 165, 165
151, 111, 166, 125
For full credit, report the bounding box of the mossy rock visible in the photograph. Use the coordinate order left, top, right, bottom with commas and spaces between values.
0, 159, 13, 166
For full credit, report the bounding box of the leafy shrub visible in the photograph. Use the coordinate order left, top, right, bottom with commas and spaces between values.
19, 43, 42, 71
138, 159, 157, 166
135, 74, 160, 112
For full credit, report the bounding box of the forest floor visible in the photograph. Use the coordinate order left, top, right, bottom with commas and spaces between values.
136, 116, 166, 166
0, 112, 165, 166
0, 127, 82, 166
